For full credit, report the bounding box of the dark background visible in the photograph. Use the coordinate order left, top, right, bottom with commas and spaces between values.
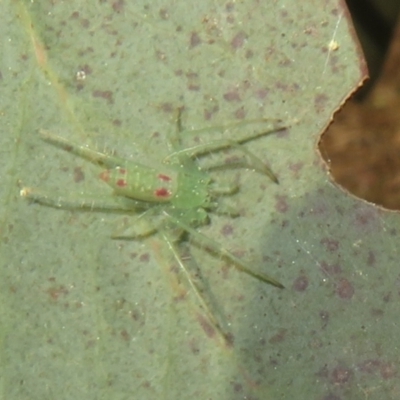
319, 0, 400, 209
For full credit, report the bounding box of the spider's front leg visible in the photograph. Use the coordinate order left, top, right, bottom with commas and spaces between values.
164, 115, 286, 182
169, 138, 279, 182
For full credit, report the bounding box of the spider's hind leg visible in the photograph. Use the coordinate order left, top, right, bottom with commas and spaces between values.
166, 212, 284, 289
20, 187, 144, 212
160, 230, 232, 345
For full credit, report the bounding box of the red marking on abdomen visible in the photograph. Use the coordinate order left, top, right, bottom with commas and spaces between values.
117, 179, 127, 187
158, 174, 172, 182
155, 188, 171, 198
99, 170, 110, 182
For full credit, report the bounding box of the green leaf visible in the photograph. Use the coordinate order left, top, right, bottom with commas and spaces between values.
3, 1, 391, 399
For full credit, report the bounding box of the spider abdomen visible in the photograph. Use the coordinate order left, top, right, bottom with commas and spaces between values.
100, 162, 178, 203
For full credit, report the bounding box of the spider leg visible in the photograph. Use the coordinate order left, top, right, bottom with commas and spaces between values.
207, 200, 240, 217
208, 182, 239, 195
178, 118, 287, 145
165, 107, 185, 153
165, 112, 285, 181
164, 211, 285, 289
39, 129, 127, 169
111, 208, 162, 239
21, 186, 161, 240
20, 187, 147, 212
160, 229, 231, 345
165, 138, 279, 182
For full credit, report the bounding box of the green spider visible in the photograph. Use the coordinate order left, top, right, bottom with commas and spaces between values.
21, 109, 285, 341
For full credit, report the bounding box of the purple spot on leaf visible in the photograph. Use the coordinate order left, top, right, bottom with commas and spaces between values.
367, 250, 376, 266
190, 32, 202, 48
92, 90, 114, 104
380, 362, 397, 379
139, 253, 150, 263
320, 238, 339, 252
223, 90, 241, 102
234, 107, 246, 119
357, 359, 381, 374
255, 88, 269, 99
269, 328, 287, 344
319, 310, 329, 328
275, 195, 289, 213
335, 278, 354, 300
353, 205, 382, 233
232, 382, 243, 393
330, 364, 353, 385
73, 167, 85, 183
289, 162, 304, 178
112, 0, 125, 13
320, 262, 342, 276
292, 275, 308, 292
231, 31, 248, 49
196, 313, 216, 338
221, 224, 234, 236
159, 8, 169, 20
314, 93, 328, 114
